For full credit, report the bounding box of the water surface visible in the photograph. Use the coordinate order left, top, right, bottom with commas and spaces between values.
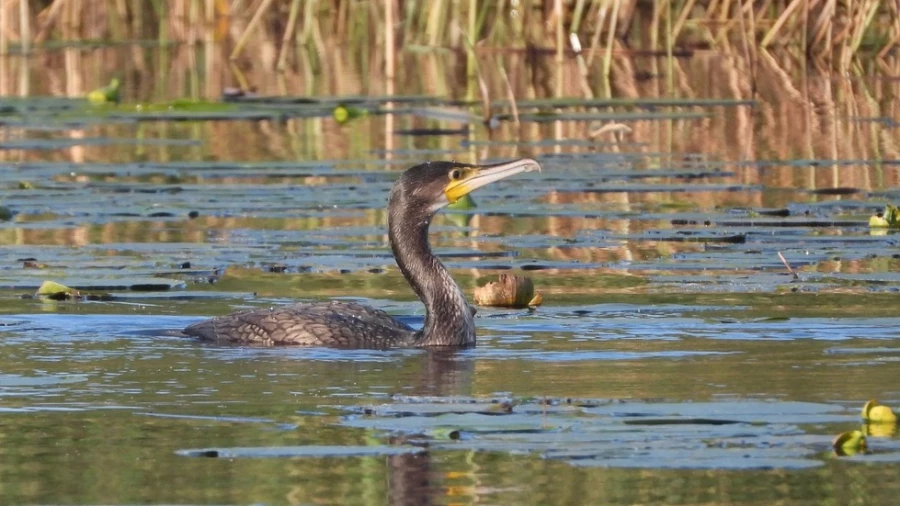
1, 46, 900, 505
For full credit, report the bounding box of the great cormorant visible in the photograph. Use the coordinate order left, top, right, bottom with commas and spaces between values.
182, 158, 541, 347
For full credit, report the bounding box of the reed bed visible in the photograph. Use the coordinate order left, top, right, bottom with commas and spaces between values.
1, 44, 898, 189
2, 0, 900, 196
0, 0, 898, 73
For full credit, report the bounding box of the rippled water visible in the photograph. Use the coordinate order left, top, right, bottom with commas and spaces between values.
1, 48, 900, 505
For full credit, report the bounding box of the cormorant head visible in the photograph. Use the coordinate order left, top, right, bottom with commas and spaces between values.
391, 158, 542, 214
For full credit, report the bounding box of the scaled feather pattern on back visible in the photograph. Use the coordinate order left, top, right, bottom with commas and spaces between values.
182, 301, 416, 347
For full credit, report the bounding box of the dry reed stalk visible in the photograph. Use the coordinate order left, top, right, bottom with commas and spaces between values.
169, 0, 184, 41
847, 0, 879, 64
228, 59, 250, 92
671, 0, 697, 43
385, 0, 395, 88
459, 26, 491, 123
0, 0, 8, 56
495, 55, 520, 128
426, 0, 445, 47
800, 36, 813, 161
111, 0, 127, 40
308, 5, 326, 65
648, 0, 663, 52
186, 0, 200, 45
405, 1, 423, 46
665, 0, 674, 98
554, 0, 563, 154
708, 0, 721, 21
585, 0, 609, 67
571, 0, 588, 32
18, 0, 29, 52
808, 0, 833, 56
760, 0, 803, 48
298, 0, 315, 45
204, 0, 215, 98
712, 0, 729, 44
734, 0, 755, 94
333, 0, 347, 39
570, 33, 594, 99
554, 0, 564, 68
704, 0, 732, 52
230, 0, 274, 61
276, 0, 301, 71
478, 1, 501, 44
602, 0, 621, 98
760, 50, 804, 101
384, 0, 396, 162
468, 0, 476, 49
616, 0, 637, 38
876, 0, 900, 60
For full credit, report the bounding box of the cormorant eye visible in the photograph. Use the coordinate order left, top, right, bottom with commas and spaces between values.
449, 168, 462, 181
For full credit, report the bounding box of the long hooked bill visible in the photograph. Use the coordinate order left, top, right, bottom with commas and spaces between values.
444, 158, 542, 204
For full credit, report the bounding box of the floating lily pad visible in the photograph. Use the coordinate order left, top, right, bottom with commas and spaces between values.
862, 400, 898, 423
333, 397, 863, 470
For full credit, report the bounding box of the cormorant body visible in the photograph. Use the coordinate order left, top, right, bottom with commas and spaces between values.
182, 158, 541, 348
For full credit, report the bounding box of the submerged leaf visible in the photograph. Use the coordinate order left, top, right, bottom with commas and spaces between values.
474, 275, 542, 308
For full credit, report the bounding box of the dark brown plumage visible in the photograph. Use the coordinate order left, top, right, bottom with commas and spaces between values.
182, 158, 541, 348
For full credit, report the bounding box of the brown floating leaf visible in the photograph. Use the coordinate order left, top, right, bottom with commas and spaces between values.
473, 275, 542, 308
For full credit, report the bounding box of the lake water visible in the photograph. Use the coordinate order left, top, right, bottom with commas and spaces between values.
0, 45, 899, 505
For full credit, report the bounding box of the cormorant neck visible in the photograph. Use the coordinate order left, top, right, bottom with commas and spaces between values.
388, 194, 475, 348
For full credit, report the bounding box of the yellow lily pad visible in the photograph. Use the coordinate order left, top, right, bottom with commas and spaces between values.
862, 399, 898, 423
832, 430, 866, 456
333, 105, 366, 125
870, 204, 900, 229
869, 214, 889, 227
88, 77, 121, 105
36, 280, 79, 300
